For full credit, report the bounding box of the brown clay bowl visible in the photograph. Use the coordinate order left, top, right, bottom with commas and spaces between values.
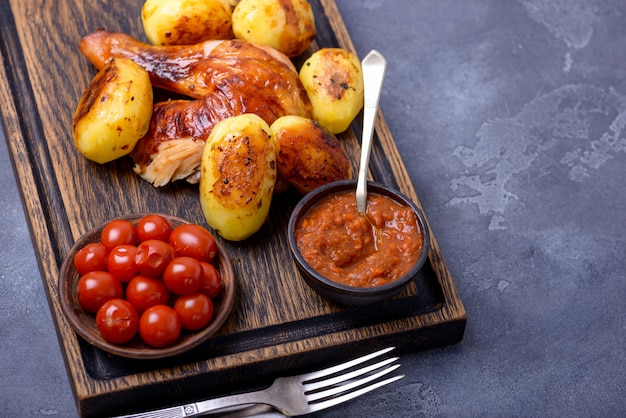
59, 213, 236, 360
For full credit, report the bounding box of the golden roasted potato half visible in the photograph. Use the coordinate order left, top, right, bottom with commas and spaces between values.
142, 0, 234, 45
232, 0, 316, 57
72, 57, 153, 164
199, 114, 277, 241
271, 115, 352, 194
299, 48, 364, 134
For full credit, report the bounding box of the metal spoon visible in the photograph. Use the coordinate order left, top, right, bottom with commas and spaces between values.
356, 50, 387, 243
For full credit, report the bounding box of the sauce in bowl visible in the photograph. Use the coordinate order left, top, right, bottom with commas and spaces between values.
294, 190, 425, 288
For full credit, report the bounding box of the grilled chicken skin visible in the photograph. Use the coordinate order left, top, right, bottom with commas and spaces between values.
78, 30, 312, 186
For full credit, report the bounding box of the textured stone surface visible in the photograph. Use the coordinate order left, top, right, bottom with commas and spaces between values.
2, 1, 625, 416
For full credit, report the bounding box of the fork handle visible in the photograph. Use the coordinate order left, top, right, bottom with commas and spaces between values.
192, 390, 272, 416
116, 390, 273, 418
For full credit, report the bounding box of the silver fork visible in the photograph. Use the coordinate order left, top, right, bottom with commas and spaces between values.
117, 346, 403, 417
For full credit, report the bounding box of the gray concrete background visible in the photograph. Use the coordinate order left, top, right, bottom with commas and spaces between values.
1, 0, 625, 416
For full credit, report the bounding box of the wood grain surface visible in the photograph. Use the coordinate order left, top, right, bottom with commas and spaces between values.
0, 0, 466, 416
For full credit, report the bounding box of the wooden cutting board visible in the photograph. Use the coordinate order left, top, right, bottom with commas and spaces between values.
0, 0, 466, 416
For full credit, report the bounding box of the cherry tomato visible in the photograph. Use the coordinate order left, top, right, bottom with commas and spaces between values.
134, 239, 176, 277
163, 256, 203, 295
125, 275, 171, 314
107, 244, 139, 283
77, 271, 123, 313
174, 293, 214, 331
101, 219, 138, 251
199, 262, 222, 299
137, 214, 171, 243
95, 299, 139, 344
73, 243, 108, 276
139, 305, 181, 347
169, 224, 217, 262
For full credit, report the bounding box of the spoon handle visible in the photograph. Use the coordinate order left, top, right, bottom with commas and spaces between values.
356, 50, 387, 214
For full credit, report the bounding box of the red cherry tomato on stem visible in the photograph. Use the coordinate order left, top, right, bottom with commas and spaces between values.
163, 256, 203, 295
134, 239, 176, 277
174, 292, 214, 331
107, 244, 139, 282
137, 214, 171, 243
77, 271, 123, 313
199, 261, 222, 299
73, 242, 108, 275
169, 224, 217, 262
125, 275, 171, 314
100, 219, 138, 251
96, 299, 139, 344
139, 305, 181, 347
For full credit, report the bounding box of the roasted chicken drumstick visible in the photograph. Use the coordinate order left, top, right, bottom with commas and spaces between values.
78, 30, 312, 186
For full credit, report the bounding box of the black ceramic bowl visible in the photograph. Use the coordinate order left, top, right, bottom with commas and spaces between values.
288, 180, 430, 305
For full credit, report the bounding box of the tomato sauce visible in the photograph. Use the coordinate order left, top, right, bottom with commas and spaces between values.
295, 190, 424, 288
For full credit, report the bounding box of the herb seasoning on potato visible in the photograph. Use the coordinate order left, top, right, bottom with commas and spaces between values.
270, 115, 352, 194
299, 48, 364, 134
142, 0, 235, 45
72, 57, 153, 164
232, 0, 316, 57
199, 114, 277, 241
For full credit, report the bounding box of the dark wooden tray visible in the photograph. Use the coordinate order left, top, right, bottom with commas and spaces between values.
0, 0, 466, 416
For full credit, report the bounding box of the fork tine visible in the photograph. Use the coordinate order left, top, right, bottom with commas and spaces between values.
305, 362, 401, 402
306, 373, 405, 413
301, 347, 396, 382
303, 356, 399, 391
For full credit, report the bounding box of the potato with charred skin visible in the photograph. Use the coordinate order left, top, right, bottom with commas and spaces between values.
142, 0, 234, 45
200, 114, 277, 241
299, 48, 364, 134
271, 115, 352, 194
72, 57, 153, 164
232, 0, 316, 57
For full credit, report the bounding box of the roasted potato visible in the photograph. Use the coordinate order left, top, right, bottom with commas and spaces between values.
199, 114, 277, 241
299, 48, 364, 134
271, 115, 352, 194
142, 0, 234, 45
232, 0, 316, 57
72, 57, 153, 164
